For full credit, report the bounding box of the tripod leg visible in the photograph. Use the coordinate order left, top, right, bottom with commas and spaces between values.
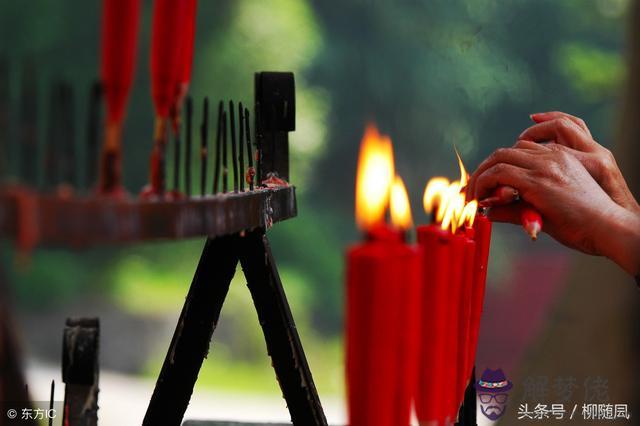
237, 229, 327, 426
457, 367, 477, 426
144, 236, 239, 426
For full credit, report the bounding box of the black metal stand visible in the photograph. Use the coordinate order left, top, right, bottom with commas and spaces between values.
456, 368, 477, 426
62, 317, 100, 426
143, 230, 327, 426
237, 229, 326, 425
143, 235, 239, 426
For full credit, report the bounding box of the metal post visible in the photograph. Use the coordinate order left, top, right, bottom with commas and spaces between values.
62, 317, 100, 426
236, 229, 327, 426
143, 236, 239, 426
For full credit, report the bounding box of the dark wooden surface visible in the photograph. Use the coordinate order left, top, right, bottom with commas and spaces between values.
0, 186, 296, 249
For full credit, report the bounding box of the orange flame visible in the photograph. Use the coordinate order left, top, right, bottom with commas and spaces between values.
390, 176, 413, 230
355, 124, 395, 230
422, 151, 477, 233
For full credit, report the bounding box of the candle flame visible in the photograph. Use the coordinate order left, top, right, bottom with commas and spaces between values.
355, 124, 395, 230
422, 151, 477, 233
455, 147, 469, 187
458, 199, 478, 229
390, 176, 413, 230
423, 177, 449, 218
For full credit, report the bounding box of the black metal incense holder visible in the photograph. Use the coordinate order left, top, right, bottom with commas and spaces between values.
0, 68, 328, 426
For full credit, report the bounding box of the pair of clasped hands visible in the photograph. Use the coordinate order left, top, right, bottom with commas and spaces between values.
467, 111, 640, 278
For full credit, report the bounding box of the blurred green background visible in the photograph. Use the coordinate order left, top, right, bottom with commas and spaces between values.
0, 0, 634, 416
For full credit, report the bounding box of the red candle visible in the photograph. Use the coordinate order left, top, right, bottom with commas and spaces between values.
346, 232, 421, 426
171, 0, 198, 131
417, 154, 484, 424
99, 0, 141, 195
443, 233, 465, 421
146, 0, 191, 196
415, 224, 452, 424
456, 230, 476, 407
346, 127, 420, 426
465, 214, 492, 378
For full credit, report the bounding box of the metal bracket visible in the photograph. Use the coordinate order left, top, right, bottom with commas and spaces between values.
254, 72, 295, 182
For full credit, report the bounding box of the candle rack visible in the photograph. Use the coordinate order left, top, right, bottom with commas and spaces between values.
0, 67, 328, 426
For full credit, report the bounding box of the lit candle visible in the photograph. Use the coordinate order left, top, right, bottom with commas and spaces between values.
346, 125, 421, 426
416, 153, 480, 425
465, 213, 492, 380
415, 223, 451, 424
456, 227, 476, 407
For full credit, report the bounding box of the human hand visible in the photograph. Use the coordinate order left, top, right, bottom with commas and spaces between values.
467, 137, 640, 276
522, 111, 640, 213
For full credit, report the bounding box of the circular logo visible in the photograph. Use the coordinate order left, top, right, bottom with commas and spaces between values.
6, 409, 17, 419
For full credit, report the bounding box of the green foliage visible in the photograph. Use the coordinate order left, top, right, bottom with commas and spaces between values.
554, 42, 625, 102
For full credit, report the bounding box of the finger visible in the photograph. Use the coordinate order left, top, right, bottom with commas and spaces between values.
468, 148, 538, 197
518, 118, 597, 152
485, 204, 524, 225
530, 111, 592, 137
513, 139, 548, 151
479, 185, 519, 207
472, 163, 533, 201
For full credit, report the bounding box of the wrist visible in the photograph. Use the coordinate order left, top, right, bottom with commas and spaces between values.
595, 204, 640, 276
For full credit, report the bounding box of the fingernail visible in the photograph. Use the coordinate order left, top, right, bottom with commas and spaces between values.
530, 113, 543, 123
479, 197, 497, 207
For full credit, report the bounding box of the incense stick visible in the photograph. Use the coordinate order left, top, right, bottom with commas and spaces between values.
222, 110, 228, 193
185, 96, 192, 197
45, 82, 61, 189
173, 114, 181, 194
238, 102, 245, 191
213, 100, 223, 194
244, 108, 254, 191
229, 100, 239, 193
48, 380, 55, 426
86, 82, 102, 191
200, 97, 209, 197
254, 102, 261, 185
61, 83, 76, 187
